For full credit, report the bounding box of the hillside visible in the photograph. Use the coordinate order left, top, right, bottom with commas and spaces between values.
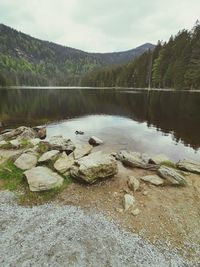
81, 22, 200, 90
0, 24, 154, 86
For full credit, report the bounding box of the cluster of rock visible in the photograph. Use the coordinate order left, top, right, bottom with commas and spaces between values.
0, 126, 115, 192
1, 126, 200, 198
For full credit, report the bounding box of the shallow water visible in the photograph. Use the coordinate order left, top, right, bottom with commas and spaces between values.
0, 87, 200, 161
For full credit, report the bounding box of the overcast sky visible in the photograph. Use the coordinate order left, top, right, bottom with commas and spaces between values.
0, 0, 199, 52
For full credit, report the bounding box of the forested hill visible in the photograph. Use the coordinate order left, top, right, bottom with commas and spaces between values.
82, 22, 200, 90
0, 24, 154, 86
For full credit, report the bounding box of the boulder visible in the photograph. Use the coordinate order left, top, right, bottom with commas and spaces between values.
89, 136, 103, 146
14, 152, 38, 170
10, 139, 20, 148
177, 159, 200, 174
0, 140, 7, 147
73, 144, 93, 159
127, 176, 140, 192
30, 138, 41, 146
0, 126, 37, 141
116, 150, 158, 170
24, 166, 64, 192
157, 166, 186, 186
34, 127, 46, 139
38, 150, 60, 163
54, 152, 75, 174
71, 151, 118, 183
141, 175, 164, 186
45, 136, 75, 154
123, 194, 136, 211
149, 154, 171, 165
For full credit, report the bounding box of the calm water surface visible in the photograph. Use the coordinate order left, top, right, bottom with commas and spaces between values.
0, 87, 200, 162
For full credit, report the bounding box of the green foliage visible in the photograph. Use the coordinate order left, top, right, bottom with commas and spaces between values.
82, 22, 200, 90
0, 161, 24, 191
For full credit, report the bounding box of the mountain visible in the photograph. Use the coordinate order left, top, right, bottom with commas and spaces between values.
81, 22, 200, 90
0, 24, 154, 86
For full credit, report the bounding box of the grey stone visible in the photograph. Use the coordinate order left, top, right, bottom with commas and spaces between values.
73, 144, 93, 159
141, 175, 164, 186
24, 166, 64, 192
71, 151, 118, 184
14, 152, 38, 170
116, 150, 157, 170
127, 176, 140, 192
54, 152, 75, 174
89, 136, 104, 146
123, 194, 136, 211
45, 136, 75, 154
177, 159, 200, 174
157, 166, 186, 186
38, 150, 60, 163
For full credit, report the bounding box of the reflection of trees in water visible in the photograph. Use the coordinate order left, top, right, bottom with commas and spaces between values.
0, 89, 200, 149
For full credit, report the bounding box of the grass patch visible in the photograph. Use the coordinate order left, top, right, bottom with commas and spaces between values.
18, 176, 71, 206
36, 142, 49, 154
20, 139, 34, 149
0, 161, 24, 191
160, 161, 176, 168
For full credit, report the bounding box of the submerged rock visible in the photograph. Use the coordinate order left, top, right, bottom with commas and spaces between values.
73, 144, 93, 160
14, 152, 38, 170
54, 152, 75, 174
24, 166, 64, 192
141, 175, 164, 186
127, 176, 140, 192
89, 136, 103, 146
38, 150, 60, 163
116, 150, 157, 170
177, 159, 200, 174
75, 130, 84, 135
157, 166, 186, 186
123, 194, 136, 211
71, 151, 118, 184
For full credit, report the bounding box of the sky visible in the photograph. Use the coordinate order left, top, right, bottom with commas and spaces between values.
0, 0, 199, 53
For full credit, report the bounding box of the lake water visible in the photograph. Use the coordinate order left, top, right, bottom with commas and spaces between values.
0, 87, 200, 162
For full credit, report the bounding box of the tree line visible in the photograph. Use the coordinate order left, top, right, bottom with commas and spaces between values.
81, 21, 200, 90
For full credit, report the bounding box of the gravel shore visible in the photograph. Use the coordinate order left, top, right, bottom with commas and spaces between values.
0, 192, 195, 267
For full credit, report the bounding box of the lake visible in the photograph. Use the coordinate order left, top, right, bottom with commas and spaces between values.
0, 87, 200, 162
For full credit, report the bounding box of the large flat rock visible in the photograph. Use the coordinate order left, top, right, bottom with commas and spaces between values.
38, 150, 60, 163
24, 166, 64, 192
14, 152, 38, 170
71, 152, 118, 183
54, 152, 75, 174
73, 144, 93, 160
177, 159, 200, 174
157, 166, 186, 186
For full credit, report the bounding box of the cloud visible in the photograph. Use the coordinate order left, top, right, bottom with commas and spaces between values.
0, 0, 199, 52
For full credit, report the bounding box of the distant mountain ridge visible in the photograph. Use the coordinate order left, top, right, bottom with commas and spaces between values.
0, 24, 154, 86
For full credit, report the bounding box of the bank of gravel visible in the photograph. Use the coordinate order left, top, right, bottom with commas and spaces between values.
0, 192, 195, 267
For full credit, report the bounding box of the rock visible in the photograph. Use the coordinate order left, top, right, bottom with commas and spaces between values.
71, 151, 118, 184
0, 140, 7, 147
24, 166, 64, 192
73, 144, 93, 159
143, 191, 148, 196
0, 149, 24, 165
54, 152, 75, 174
116, 150, 158, 170
14, 152, 38, 170
0, 126, 37, 141
10, 139, 20, 148
75, 130, 84, 135
157, 166, 186, 186
38, 150, 60, 163
177, 159, 200, 174
149, 154, 171, 165
123, 194, 136, 211
131, 208, 140, 216
45, 136, 75, 154
127, 176, 140, 192
141, 175, 164, 186
89, 136, 103, 146
30, 138, 41, 146
34, 127, 46, 139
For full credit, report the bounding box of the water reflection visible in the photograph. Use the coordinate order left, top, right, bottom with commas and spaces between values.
0, 88, 200, 161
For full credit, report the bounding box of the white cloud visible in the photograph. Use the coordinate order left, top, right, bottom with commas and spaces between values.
0, 0, 199, 52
